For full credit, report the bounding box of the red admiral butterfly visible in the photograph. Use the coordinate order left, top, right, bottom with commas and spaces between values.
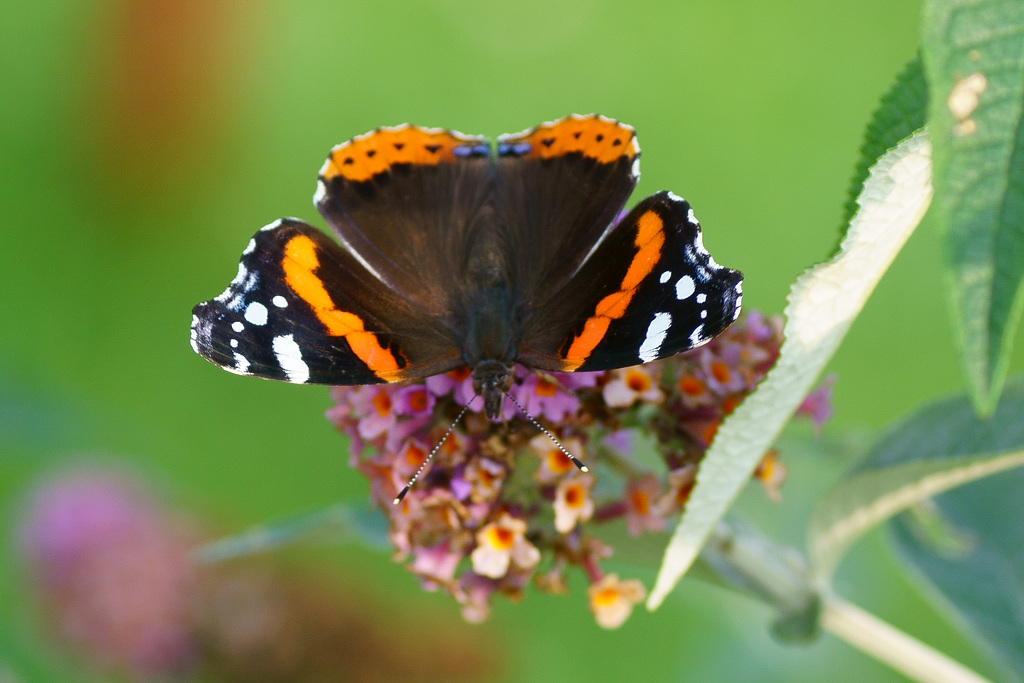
191, 115, 743, 419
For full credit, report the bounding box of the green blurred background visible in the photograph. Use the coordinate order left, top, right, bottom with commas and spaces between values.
3, 1, 1020, 681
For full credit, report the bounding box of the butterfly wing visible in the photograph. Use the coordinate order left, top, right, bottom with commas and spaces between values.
191, 219, 462, 385
492, 114, 641, 305
517, 192, 743, 372
315, 125, 494, 316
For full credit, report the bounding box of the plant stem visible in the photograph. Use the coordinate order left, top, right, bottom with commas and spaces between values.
819, 594, 989, 683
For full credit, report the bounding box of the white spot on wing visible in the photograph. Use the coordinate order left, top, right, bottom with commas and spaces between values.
233, 352, 251, 374
689, 324, 705, 346
242, 238, 256, 255
639, 312, 672, 362
244, 301, 268, 326
230, 339, 238, 348
189, 315, 200, 353
666, 191, 685, 203
231, 321, 245, 333
700, 310, 707, 319
675, 275, 695, 300
631, 156, 641, 180
660, 270, 672, 284
273, 334, 309, 383
272, 295, 288, 308
696, 293, 707, 304
687, 207, 697, 225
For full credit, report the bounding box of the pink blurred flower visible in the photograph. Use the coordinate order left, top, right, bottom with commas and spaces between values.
18, 470, 199, 680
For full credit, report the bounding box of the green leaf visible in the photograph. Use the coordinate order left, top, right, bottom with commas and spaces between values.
807, 375, 1024, 584
923, 0, 1024, 415
192, 502, 390, 565
890, 471, 1024, 682
840, 54, 928, 232
646, 132, 934, 610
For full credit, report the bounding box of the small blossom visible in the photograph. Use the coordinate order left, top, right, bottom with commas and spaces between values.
554, 473, 595, 533
516, 372, 579, 422
462, 458, 506, 503
623, 474, 666, 536
391, 438, 430, 480
470, 514, 540, 579
677, 372, 714, 408
602, 366, 664, 408
529, 434, 583, 484
455, 572, 497, 623
754, 450, 787, 503
700, 348, 746, 396
588, 574, 646, 629
653, 465, 697, 517
410, 541, 462, 590
349, 386, 399, 439
393, 384, 436, 417
796, 375, 835, 434
425, 366, 473, 400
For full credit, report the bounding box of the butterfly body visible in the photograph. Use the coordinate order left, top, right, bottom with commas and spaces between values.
191, 116, 743, 419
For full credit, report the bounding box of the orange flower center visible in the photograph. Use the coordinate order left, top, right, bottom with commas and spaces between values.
407, 388, 429, 412
755, 451, 780, 482
679, 376, 705, 396
546, 448, 574, 474
592, 587, 620, 608
486, 525, 515, 550
449, 366, 471, 381
477, 466, 496, 487
373, 391, 392, 416
676, 482, 695, 505
535, 378, 558, 397
630, 489, 650, 515
711, 361, 731, 383
404, 443, 426, 467
701, 421, 720, 444
565, 483, 585, 508
625, 369, 650, 392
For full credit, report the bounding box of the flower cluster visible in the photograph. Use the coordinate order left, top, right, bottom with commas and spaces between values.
327, 311, 828, 628
18, 470, 200, 680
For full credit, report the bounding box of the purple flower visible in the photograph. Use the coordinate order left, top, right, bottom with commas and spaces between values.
797, 374, 835, 434
18, 469, 199, 680
515, 372, 579, 422
393, 384, 436, 417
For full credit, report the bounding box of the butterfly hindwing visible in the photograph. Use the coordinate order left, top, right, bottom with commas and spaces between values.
518, 192, 743, 372
191, 218, 462, 386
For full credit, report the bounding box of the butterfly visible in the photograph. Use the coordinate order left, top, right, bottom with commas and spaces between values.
190, 115, 743, 420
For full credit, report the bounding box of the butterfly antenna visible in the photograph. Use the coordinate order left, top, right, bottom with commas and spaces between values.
393, 398, 475, 504
504, 391, 588, 472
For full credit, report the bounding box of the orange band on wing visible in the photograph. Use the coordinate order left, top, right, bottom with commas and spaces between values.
320, 126, 485, 183
501, 115, 638, 164
282, 235, 400, 377
562, 210, 664, 370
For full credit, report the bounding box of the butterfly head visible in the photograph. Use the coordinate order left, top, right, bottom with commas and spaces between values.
471, 359, 515, 419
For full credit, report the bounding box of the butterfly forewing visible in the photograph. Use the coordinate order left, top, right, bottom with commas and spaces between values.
315, 126, 493, 316
493, 115, 641, 306
191, 219, 462, 386
517, 192, 743, 373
